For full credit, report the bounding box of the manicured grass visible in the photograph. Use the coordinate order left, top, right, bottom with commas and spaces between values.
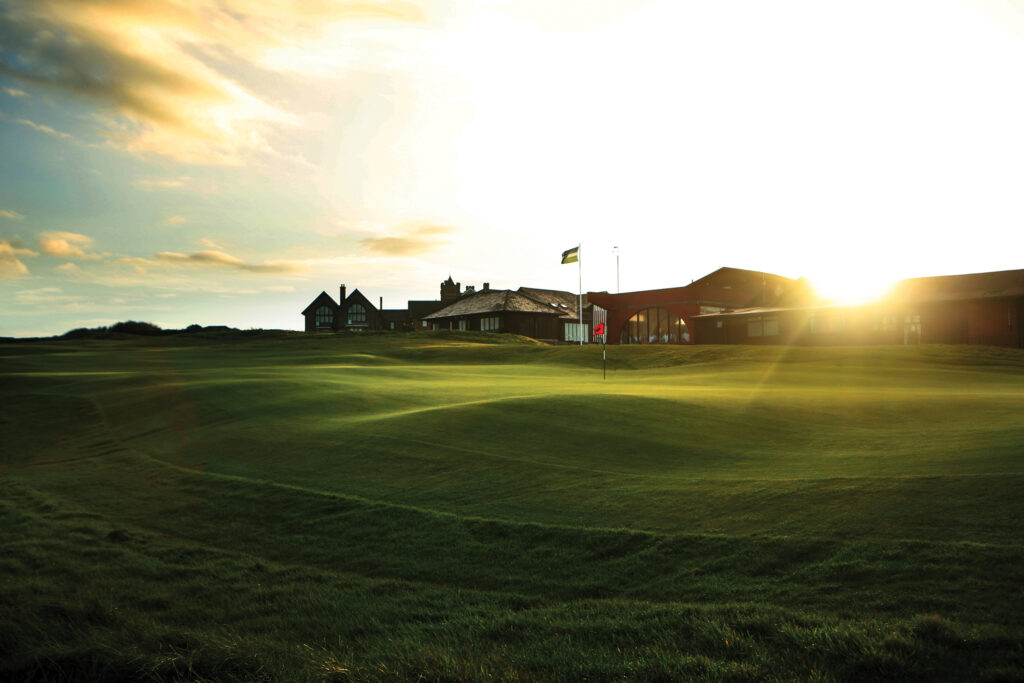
2, 331, 1023, 681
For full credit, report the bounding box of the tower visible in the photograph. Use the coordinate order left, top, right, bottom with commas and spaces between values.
440, 275, 461, 304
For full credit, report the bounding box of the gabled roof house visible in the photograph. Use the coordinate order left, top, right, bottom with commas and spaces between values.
301, 285, 386, 332
423, 284, 592, 342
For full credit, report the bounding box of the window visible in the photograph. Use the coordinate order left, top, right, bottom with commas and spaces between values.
700, 305, 726, 314
564, 322, 587, 343
348, 303, 366, 325
480, 316, 500, 332
389, 322, 395, 330
746, 316, 778, 337
458, 319, 468, 331
619, 308, 688, 344
811, 314, 844, 334
874, 315, 896, 331
904, 313, 921, 345
315, 306, 333, 328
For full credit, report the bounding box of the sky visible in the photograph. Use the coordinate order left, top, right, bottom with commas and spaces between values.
2, 0, 1024, 337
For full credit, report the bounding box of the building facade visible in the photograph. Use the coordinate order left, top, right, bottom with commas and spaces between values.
301, 285, 387, 332
690, 269, 1024, 348
587, 267, 799, 345
302, 268, 1023, 348
422, 284, 592, 342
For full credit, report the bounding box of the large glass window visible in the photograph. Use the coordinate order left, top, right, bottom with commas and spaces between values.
619, 308, 689, 344
480, 316, 500, 332
811, 314, 844, 334
904, 313, 921, 344
564, 322, 588, 342
348, 304, 366, 325
315, 306, 333, 328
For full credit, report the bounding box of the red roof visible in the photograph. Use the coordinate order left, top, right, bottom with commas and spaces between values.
588, 267, 796, 311
890, 269, 1024, 303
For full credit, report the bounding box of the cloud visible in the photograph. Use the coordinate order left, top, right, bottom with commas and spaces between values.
0, 0, 429, 164
119, 256, 156, 275
197, 237, 224, 249
0, 209, 25, 220
0, 239, 35, 278
134, 176, 218, 193
136, 179, 185, 190
156, 250, 244, 266
163, 215, 188, 226
155, 249, 301, 274
12, 117, 73, 140
37, 231, 99, 259
360, 223, 455, 256
14, 287, 86, 305
56, 262, 80, 272
3, 87, 27, 97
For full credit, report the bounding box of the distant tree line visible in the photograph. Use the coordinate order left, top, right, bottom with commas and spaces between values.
60, 321, 259, 339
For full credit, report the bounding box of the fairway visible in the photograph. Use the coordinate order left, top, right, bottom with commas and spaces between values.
2, 332, 1023, 681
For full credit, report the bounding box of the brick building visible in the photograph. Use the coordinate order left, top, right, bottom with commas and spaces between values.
690, 269, 1024, 348
587, 267, 798, 345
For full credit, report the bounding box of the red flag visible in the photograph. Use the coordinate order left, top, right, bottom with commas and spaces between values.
593, 322, 605, 336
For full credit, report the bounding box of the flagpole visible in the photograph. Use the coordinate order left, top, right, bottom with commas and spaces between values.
577, 243, 583, 346
613, 245, 620, 293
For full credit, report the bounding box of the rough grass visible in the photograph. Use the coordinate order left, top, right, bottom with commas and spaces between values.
1, 332, 1023, 681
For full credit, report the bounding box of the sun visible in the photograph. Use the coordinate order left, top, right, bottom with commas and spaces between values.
808, 272, 897, 306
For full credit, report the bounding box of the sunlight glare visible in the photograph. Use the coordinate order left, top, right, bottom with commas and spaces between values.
809, 272, 897, 305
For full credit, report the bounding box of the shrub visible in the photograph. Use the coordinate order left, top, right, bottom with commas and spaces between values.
109, 321, 163, 336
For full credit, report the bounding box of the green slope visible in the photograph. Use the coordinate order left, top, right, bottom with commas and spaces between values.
1, 332, 1023, 681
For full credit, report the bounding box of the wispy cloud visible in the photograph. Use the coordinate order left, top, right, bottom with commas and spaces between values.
0, 0, 428, 164
15, 286, 85, 305
154, 249, 301, 274
0, 239, 37, 278
13, 117, 74, 140
119, 256, 159, 275
3, 87, 27, 97
0, 209, 25, 221
163, 215, 188, 226
136, 179, 185, 190
360, 223, 455, 256
197, 237, 224, 249
134, 176, 218, 193
37, 231, 100, 259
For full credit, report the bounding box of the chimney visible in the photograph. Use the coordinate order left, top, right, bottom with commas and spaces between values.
379, 296, 383, 311
465, 285, 475, 294
483, 282, 490, 291
339, 284, 346, 303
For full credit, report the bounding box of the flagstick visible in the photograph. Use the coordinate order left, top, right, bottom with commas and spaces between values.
577, 243, 583, 346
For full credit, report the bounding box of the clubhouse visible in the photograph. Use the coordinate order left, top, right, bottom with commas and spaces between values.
590, 267, 1024, 348
301, 267, 1024, 349
301, 276, 591, 342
